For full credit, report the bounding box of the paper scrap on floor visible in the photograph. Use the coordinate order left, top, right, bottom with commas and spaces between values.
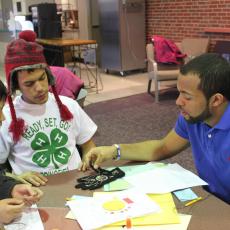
94, 192, 180, 226
97, 214, 191, 230
4, 204, 44, 230
125, 163, 207, 193
67, 189, 160, 230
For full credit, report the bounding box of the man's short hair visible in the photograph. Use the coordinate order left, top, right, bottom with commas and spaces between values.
180, 53, 230, 100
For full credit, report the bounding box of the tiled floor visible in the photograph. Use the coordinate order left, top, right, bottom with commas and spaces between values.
0, 64, 176, 106
81, 69, 149, 105
76, 65, 176, 105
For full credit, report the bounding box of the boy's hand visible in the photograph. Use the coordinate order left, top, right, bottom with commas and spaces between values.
0, 198, 25, 224
17, 171, 48, 187
11, 184, 43, 206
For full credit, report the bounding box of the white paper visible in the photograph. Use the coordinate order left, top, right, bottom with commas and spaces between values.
67, 189, 160, 230
125, 163, 208, 193
4, 204, 44, 230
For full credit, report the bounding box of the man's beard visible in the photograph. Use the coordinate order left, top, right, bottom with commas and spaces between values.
183, 106, 212, 124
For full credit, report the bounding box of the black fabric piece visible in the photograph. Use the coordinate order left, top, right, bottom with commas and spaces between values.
75, 167, 125, 190
0, 175, 20, 199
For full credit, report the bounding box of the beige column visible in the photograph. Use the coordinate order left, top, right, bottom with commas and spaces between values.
77, 0, 91, 39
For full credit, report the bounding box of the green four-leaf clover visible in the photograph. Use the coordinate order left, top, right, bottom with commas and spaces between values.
31, 128, 71, 169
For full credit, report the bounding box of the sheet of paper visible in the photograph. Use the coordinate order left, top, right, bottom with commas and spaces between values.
173, 188, 198, 202
65, 195, 95, 219
125, 163, 208, 193
104, 163, 166, 192
66, 195, 92, 202
65, 210, 75, 220
104, 178, 131, 191
95, 192, 180, 226
97, 214, 191, 230
112, 163, 166, 177
67, 189, 160, 230
4, 204, 44, 230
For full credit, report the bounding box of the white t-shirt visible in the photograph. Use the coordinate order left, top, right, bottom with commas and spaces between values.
0, 93, 97, 175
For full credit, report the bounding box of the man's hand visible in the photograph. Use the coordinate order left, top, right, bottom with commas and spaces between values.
17, 172, 48, 187
80, 146, 116, 171
0, 198, 25, 224
11, 184, 43, 206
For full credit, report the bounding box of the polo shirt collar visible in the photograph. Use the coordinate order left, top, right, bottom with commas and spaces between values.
214, 102, 230, 130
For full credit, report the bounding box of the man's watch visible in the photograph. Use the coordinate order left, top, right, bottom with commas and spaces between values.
113, 144, 121, 161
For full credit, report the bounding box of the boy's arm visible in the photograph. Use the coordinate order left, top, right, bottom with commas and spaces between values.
0, 175, 20, 199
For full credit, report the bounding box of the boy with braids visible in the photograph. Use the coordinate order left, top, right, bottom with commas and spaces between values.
0, 30, 97, 186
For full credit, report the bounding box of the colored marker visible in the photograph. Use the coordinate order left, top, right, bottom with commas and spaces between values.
126, 217, 132, 229
185, 197, 203, 207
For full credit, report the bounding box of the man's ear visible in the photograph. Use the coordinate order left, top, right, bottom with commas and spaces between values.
209, 93, 225, 107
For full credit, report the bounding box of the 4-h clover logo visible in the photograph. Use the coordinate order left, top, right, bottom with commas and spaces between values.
31, 128, 71, 169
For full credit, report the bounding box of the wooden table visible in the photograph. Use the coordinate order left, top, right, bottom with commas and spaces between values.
38, 162, 230, 230
36, 38, 97, 67
36, 38, 97, 47
37, 38, 101, 92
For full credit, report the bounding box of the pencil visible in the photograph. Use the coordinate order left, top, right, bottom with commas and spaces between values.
185, 197, 203, 207
65, 197, 75, 201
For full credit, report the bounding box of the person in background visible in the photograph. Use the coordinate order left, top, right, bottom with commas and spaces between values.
82, 53, 230, 204
49, 66, 84, 100
0, 30, 97, 187
0, 80, 42, 224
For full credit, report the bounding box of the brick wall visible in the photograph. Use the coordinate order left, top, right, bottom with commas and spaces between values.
146, 0, 230, 50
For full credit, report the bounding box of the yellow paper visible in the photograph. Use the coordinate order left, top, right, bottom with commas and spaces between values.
93, 192, 180, 226
97, 214, 191, 230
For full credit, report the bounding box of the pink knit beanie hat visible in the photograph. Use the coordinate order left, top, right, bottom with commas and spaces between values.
4, 30, 73, 142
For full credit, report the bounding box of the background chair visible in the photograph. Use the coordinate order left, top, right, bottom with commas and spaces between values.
81, 46, 103, 94
146, 43, 179, 103
146, 38, 210, 102
180, 38, 210, 63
